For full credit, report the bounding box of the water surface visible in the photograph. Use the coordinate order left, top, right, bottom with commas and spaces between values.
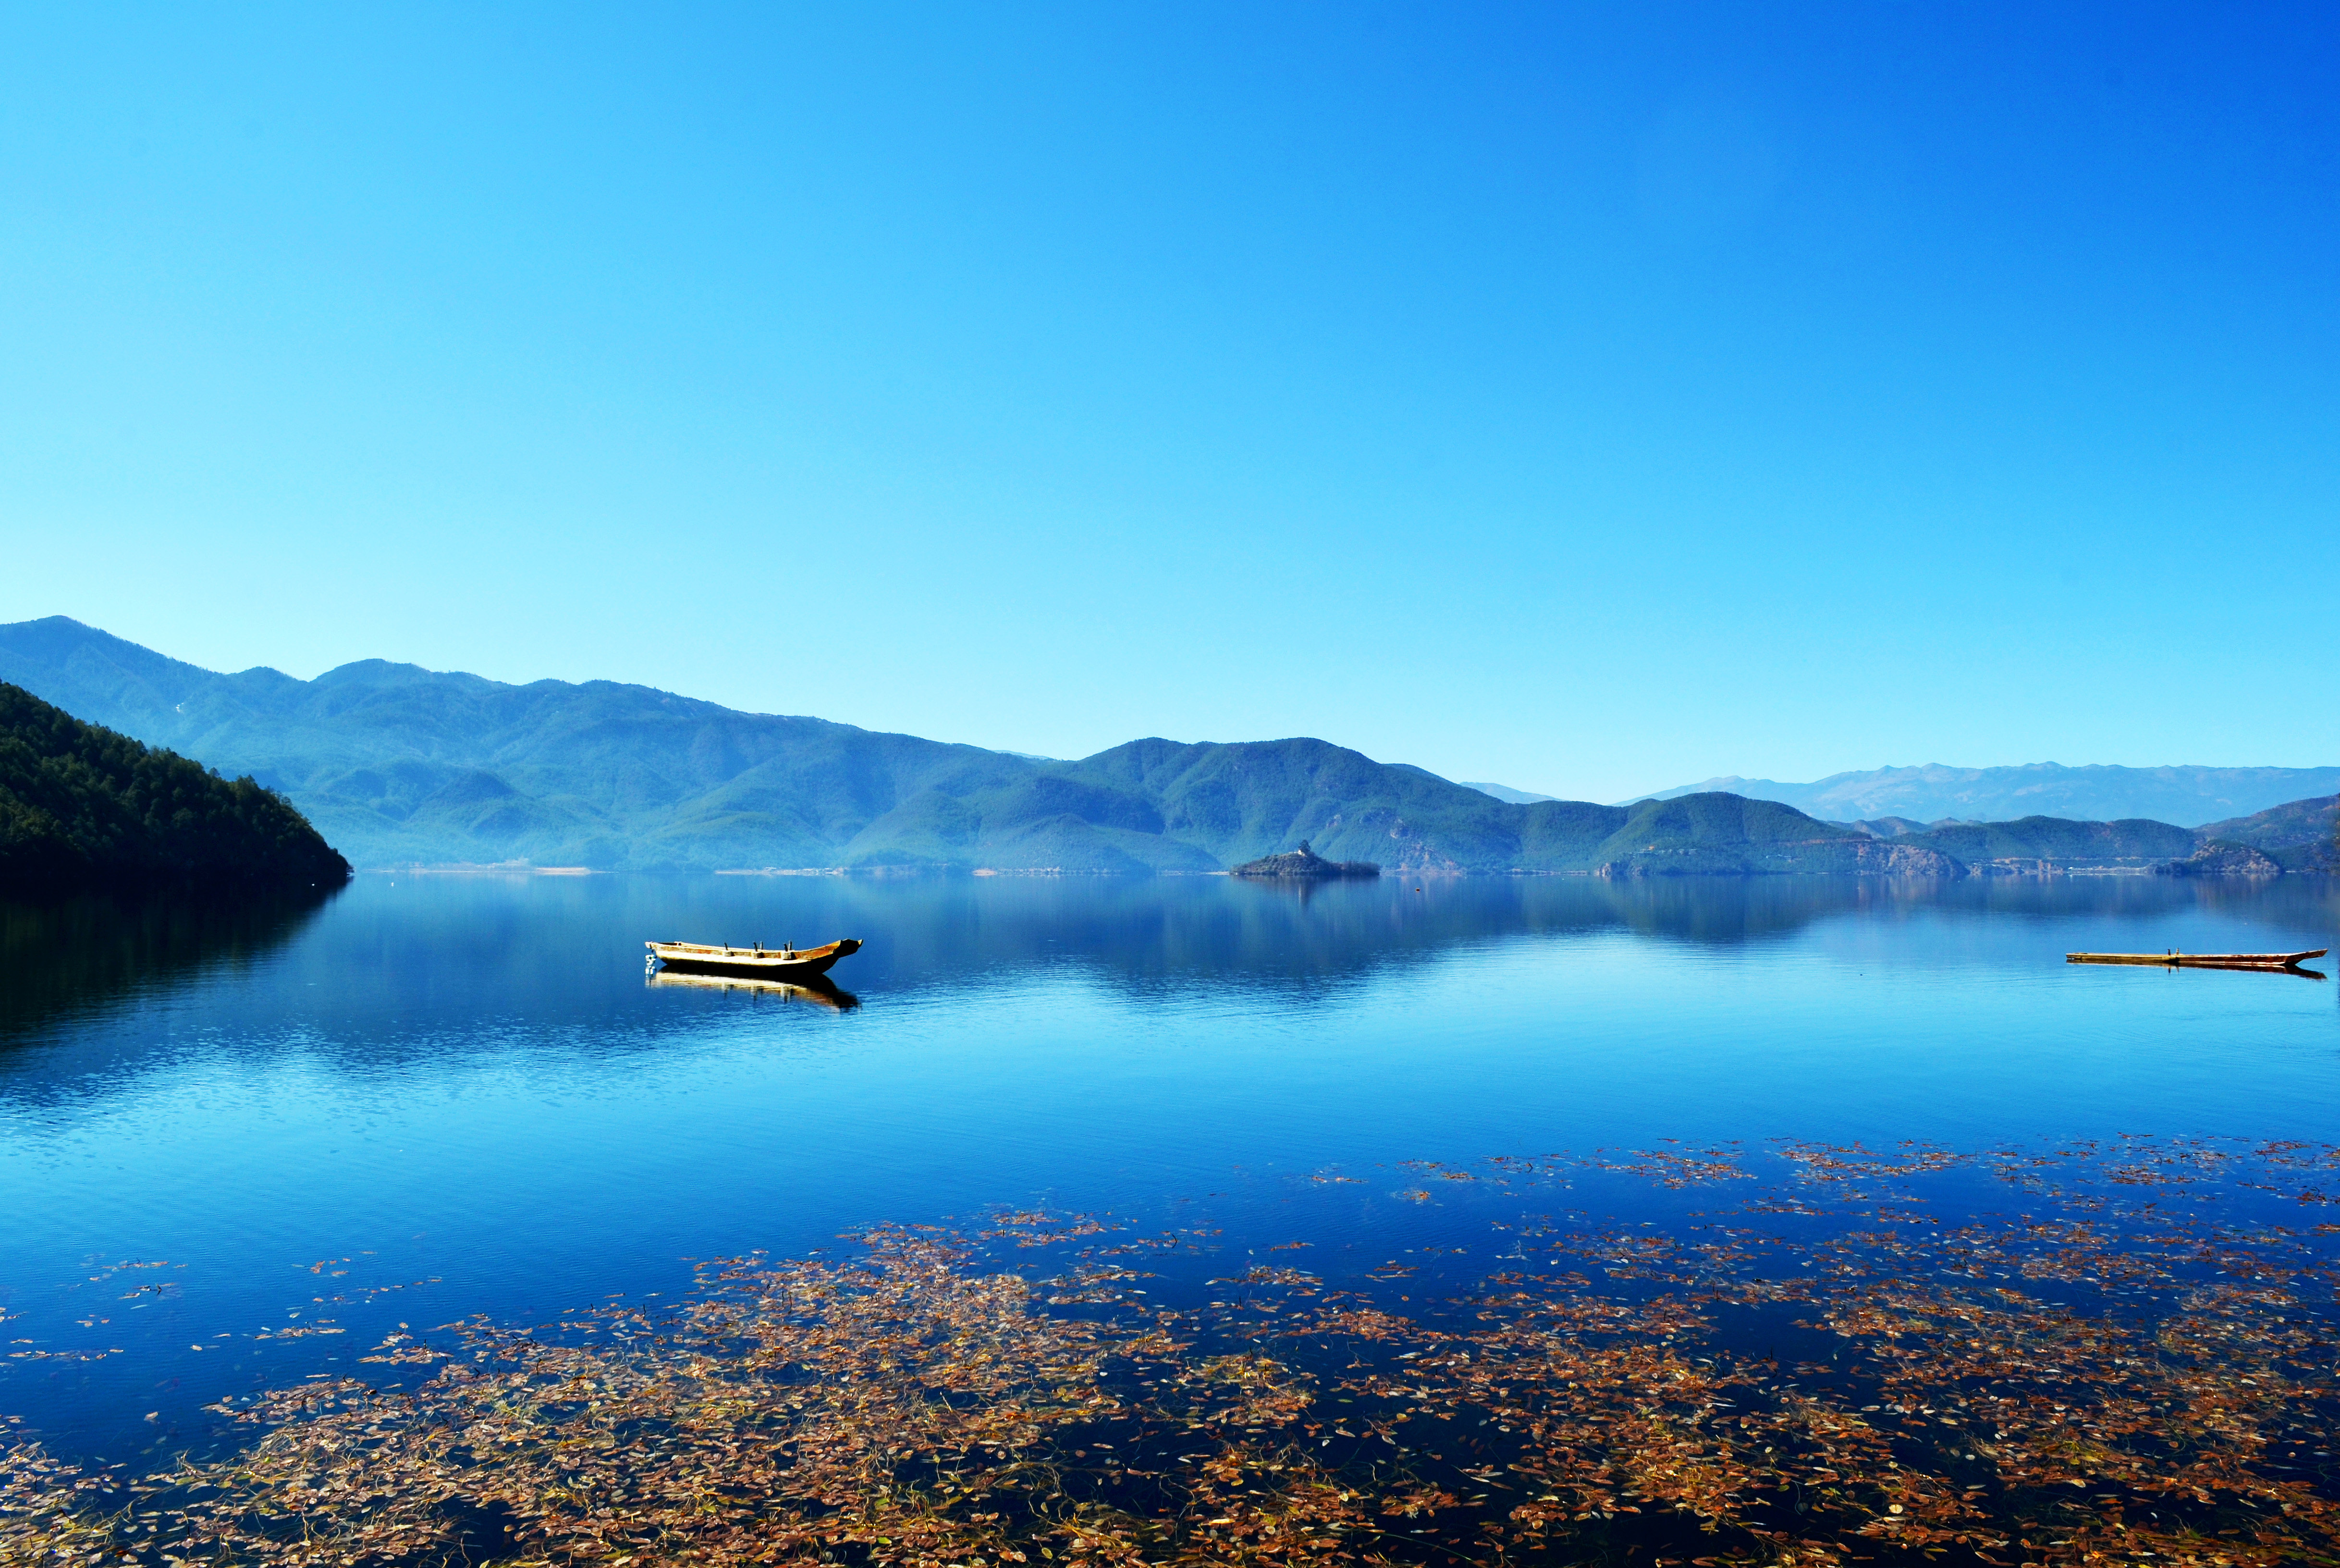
4, 872, 2335, 1462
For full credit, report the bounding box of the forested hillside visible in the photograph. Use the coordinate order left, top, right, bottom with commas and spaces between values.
839, 741, 1962, 876
1895, 815, 2199, 869
2191, 795, 2339, 872
0, 682, 350, 893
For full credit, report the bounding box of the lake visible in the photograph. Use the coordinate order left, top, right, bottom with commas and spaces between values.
4, 872, 2338, 1561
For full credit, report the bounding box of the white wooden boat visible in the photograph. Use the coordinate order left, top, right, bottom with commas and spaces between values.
646, 937, 861, 979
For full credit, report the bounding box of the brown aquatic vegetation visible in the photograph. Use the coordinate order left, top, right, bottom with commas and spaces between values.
5, 1140, 2340, 1568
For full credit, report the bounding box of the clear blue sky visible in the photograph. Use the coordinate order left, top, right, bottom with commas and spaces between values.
2, 3, 2333, 802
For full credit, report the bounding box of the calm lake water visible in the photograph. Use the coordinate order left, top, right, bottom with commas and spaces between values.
4, 872, 2336, 1466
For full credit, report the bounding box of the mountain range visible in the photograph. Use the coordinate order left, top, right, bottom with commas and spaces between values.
1631, 762, 2340, 828
2, 617, 2330, 878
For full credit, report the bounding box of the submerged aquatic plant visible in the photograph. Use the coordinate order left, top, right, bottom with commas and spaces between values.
5, 1137, 2339, 1567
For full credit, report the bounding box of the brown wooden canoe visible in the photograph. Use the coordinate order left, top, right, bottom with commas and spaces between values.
647, 937, 861, 979
2067, 948, 2327, 972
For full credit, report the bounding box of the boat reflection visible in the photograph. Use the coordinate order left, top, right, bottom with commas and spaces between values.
646, 968, 859, 1010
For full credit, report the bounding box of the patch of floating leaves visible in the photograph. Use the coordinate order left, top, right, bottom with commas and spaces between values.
6, 1138, 2340, 1567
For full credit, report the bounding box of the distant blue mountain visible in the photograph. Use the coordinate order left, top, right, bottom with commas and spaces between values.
1460, 781, 1557, 805
1629, 762, 2340, 829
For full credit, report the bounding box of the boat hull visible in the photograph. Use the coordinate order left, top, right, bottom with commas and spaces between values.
648, 937, 861, 980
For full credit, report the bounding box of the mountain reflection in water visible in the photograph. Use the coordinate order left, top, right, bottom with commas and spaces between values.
0, 885, 338, 1044
9, 872, 2331, 1015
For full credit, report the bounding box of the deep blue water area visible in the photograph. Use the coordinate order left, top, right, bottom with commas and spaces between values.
4, 871, 2336, 1467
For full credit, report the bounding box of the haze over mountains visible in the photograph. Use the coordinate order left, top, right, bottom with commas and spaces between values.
1633, 763, 2340, 829
1460, 782, 1558, 805
2, 618, 2331, 878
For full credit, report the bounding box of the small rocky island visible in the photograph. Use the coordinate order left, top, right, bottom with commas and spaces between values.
1229, 840, 1380, 880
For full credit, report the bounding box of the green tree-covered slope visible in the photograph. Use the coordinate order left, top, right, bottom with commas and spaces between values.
1574, 794, 1962, 877
1896, 815, 2198, 868
838, 744, 1960, 875
0, 682, 350, 893
2191, 794, 2339, 872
